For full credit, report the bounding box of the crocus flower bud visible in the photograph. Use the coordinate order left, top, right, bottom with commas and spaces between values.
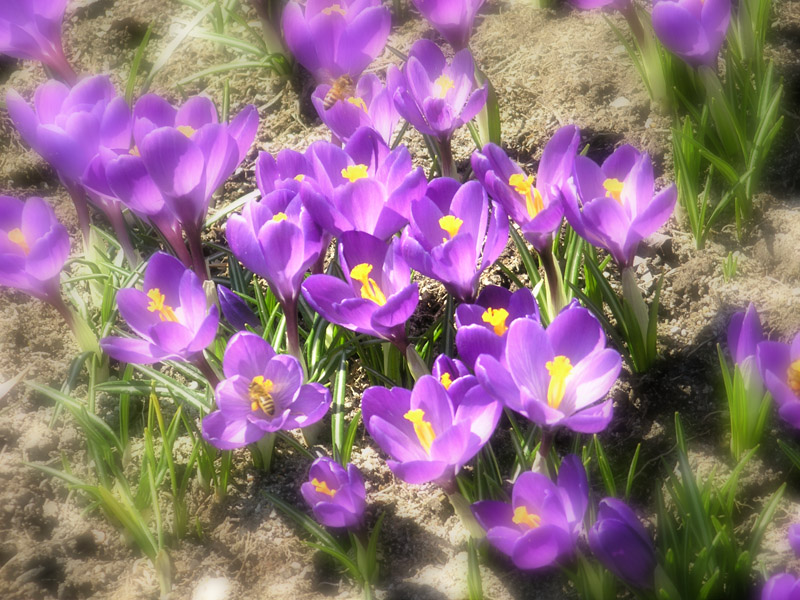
472, 455, 588, 570
281, 0, 391, 83
762, 574, 800, 600
202, 332, 331, 449
0, 0, 76, 83
757, 332, 800, 430
301, 457, 367, 529
588, 498, 656, 589
217, 285, 260, 331
0, 195, 69, 302
728, 303, 763, 367
410, 0, 485, 51
651, 0, 731, 68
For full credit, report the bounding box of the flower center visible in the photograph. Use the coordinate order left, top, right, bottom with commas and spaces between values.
341, 164, 369, 182
788, 360, 800, 396
512, 506, 542, 529
311, 477, 337, 497
249, 375, 275, 415
603, 178, 624, 203
439, 215, 463, 241
146, 288, 179, 322
545, 355, 573, 410
347, 96, 368, 113
322, 3, 346, 15
350, 263, 387, 305
177, 125, 197, 139
482, 307, 509, 336
272, 212, 288, 222
404, 408, 436, 454
508, 173, 544, 218
7, 228, 30, 254
294, 174, 305, 182
434, 74, 455, 99
440, 372, 453, 390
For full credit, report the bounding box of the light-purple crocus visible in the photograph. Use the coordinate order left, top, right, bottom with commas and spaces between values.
202, 332, 331, 449
761, 525, 800, 599
389, 39, 488, 142
302, 231, 419, 351
471, 455, 589, 570
410, 0, 484, 51
588, 498, 656, 589
475, 306, 622, 434
312, 73, 401, 145
472, 125, 580, 252
0, 0, 76, 83
0, 195, 69, 303
361, 374, 501, 487
563, 144, 677, 269
651, 0, 731, 68
455, 285, 539, 371
301, 457, 367, 529
281, 0, 391, 83
757, 332, 800, 430
401, 178, 508, 304
100, 252, 219, 364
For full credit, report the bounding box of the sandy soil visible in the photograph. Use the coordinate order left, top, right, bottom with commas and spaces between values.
1, 0, 800, 598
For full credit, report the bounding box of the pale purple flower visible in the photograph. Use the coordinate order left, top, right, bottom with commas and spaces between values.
301, 457, 367, 529
651, 0, 731, 67
410, 0, 485, 51
757, 332, 800, 430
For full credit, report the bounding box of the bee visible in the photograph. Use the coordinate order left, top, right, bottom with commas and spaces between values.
249, 379, 275, 416
323, 74, 356, 109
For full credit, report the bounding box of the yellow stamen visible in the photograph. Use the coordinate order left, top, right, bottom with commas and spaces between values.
347, 96, 368, 113
294, 174, 305, 182
7, 228, 30, 254
603, 178, 624, 203
508, 173, 544, 218
146, 288, 179, 322
512, 506, 542, 529
248, 375, 275, 415
350, 263, 387, 306
272, 212, 288, 222
130, 145, 140, 156
177, 125, 197, 139
434, 74, 455, 99
440, 372, 453, 390
404, 408, 436, 454
439, 215, 463, 241
545, 355, 573, 410
788, 360, 800, 396
341, 164, 369, 182
482, 307, 509, 336
311, 478, 337, 498
322, 3, 346, 15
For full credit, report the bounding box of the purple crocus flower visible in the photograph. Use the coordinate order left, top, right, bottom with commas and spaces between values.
361, 374, 502, 486
0, 0, 76, 83
728, 303, 763, 366
472, 125, 580, 252
217, 284, 260, 331
389, 39, 488, 142
301, 457, 367, 529
588, 498, 656, 589
475, 306, 622, 434
563, 144, 677, 269
472, 455, 589, 570
312, 73, 401, 145
410, 0, 484, 51
100, 252, 219, 364
455, 285, 539, 371
757, 332, 800, 429
302, 231, 419, 350
105, 94, 259, 277
651, 0, 731, 67
401, 178, 508, 304
202, 332, 331, 449
281, 0, 391, 83
300, 126, 427, 241
432, 355, 473, 391
0, 195, 69, 303
763, 574, 800, 600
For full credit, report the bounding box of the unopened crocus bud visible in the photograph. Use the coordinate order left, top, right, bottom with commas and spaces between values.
301, 457, 366, 529
651, 0, 731, 68
217, 285, 260, 331
588, 498, 656, 589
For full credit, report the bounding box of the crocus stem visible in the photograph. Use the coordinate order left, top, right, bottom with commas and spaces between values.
443, 293, 456, 357
194, 354, 221, 388
283, 299, 306, 372
532, 429, 554, 477
156, 221, 193, 268
106, 204, 140, 267
620, 3, 646, 48
253, 432, 276, 472
186, 226, 210, 281
351, 531, 376, 600
621, 267, 649, 349
541, 246, 566, 318
45, 50, 78, 86
436, 137, 457, 179
66, 183, 92, 253
444, 490, 486, 540
405, 346, 431, 381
